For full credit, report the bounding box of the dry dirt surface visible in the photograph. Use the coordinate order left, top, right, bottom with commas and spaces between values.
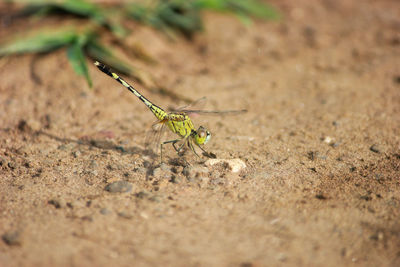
1, 0, 400, 266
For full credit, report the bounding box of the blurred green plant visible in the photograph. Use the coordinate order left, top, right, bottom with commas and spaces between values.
127, 0, 279, 38
0, 0, 279, 90
0, 26, 135, 88
15, 0, 127, 37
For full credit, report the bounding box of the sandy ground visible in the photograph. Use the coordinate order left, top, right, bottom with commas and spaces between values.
0, 0, 399, 266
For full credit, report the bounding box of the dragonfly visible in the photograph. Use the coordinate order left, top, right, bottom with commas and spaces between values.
94, 61, 246, 163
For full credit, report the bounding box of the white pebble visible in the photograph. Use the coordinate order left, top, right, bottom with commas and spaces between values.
205, 158, 246, 173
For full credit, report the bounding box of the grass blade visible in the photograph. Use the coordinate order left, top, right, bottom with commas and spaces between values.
67, 39, 92, 87
0, 28, 77, 56
195, 0, 279, 20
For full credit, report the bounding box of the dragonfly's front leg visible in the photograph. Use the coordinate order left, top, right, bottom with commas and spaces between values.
195, 143, 215, 158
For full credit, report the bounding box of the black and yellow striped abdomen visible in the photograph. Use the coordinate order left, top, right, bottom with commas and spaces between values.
94, 61, 167, 121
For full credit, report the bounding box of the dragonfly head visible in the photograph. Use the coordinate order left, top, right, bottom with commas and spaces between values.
194, 126, 211, 145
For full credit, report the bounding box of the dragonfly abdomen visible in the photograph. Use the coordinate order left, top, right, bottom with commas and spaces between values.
94, 61, 167, 121
150, 105, 168, 121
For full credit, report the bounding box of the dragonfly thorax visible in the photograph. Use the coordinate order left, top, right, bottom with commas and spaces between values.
193, 126, 211, 145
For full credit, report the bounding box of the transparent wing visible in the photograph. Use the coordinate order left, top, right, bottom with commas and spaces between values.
144, 121, 166, 154
169, 96, 207, 112
171, 96, 247, 117
180, 109, 247, 116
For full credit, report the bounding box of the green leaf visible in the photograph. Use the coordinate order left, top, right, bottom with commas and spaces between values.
0, 29, 77, 56
17, 0, 127, 38
195, 0, 279, 20
67, 40, 92, 87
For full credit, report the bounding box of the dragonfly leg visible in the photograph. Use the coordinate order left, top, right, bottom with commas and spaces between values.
195, 143, 213, 158
160, 138, 182, 163
174, 141, 186, 154
188, 139, 200, 158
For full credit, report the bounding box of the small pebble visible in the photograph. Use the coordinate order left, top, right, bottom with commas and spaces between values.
135, 191, 150, 199
105, 181, 133, 193
48, 199, 65, 209
370, 144, 380, 153
117, 212, 132, 219
322, 136, 335, 145
7, 161, 16, 169
148, 195, 161, 203
169, 175, 182, 184
160, 163, 171, 171
277, 253, 287, 262
205, 158, 246, 173
81, 215, 93, 222
100, 208, 111, 215
2, 231, 22, 246
17, 119, 30, 132
211, 177, 225, 185
152, 167, 171, 179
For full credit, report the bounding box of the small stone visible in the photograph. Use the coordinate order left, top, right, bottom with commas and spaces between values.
117, 212, 132, 219
23, 161, 31, 168
48, 199, 63, 209
57, 145, 67, 151
100, 208, 111, 215
17, 119, 30, 132
360, 195, 372, 201
211, 177, 225, 185
152, 167, 171, 179
205, 158, 246, 173
140, 212, 149, 219
169, 175, 182, 184
2, 231, 22, 246
315, 194, 327, 200
105, 181, 133, 193
322, 136, 335, 145
370, 144, 380, 153
135, 191, 149, 199
72, 151, 81, 158
160, 163, 171, 171
7, 161, 16, 169
277, 253, 287, 262
81, 215, 93, 222
330, 142, 340, 148
149, 195, 161, 202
